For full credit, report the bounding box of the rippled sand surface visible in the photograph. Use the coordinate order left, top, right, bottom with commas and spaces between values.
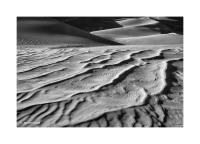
17, 17, 183, 127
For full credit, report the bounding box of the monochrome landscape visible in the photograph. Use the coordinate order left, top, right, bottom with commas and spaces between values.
17, 17, 183, 127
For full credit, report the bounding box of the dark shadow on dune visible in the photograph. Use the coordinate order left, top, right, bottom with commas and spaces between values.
121, 17, 183, 35
148, 17, 183, 35
53, 17, 124, 32
17, 17, 123, 46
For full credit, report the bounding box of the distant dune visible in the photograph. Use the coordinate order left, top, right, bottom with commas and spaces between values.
116, 17, 158, 27
17, 18, 121, 47
54, 17, 122, 31
91, 25, 161, 39
92, 17, 183, 45
114, 33, 183, 45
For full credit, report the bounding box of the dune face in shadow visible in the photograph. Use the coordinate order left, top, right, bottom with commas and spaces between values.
92, 17, 183, 45
17, 17, 183, 127
54, 17, 123, 32
17, 17, 121, 46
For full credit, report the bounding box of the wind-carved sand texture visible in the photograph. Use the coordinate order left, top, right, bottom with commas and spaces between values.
17, 17, 183, 127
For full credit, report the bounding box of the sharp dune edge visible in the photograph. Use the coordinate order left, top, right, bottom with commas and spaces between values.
113, 33, 182, 45
17, 18, 121, 46
17, 17, 183, 127
116, 17, 158, 27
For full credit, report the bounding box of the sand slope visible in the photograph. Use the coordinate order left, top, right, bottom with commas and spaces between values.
91, 25, 161, 39
115, 33, 183, 45
116, 17, 158, 27
17, 18, 120, 47
91, 17, 183, 45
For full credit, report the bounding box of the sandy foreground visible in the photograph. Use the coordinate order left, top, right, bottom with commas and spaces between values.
17, 17, 183, 127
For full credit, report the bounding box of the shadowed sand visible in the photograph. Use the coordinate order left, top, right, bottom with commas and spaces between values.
17, 17, 121, 46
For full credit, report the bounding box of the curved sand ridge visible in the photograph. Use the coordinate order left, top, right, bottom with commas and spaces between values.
17, 44, 183, 127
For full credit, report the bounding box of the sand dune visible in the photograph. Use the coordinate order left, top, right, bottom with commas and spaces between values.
17, 17, 183, 127
114, 33, 183, 45
55, 17, 122, 31
91, 25, 161, 39
116, 17, 158, 27
17, 18, 120, 46
92, 18, 183, 45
